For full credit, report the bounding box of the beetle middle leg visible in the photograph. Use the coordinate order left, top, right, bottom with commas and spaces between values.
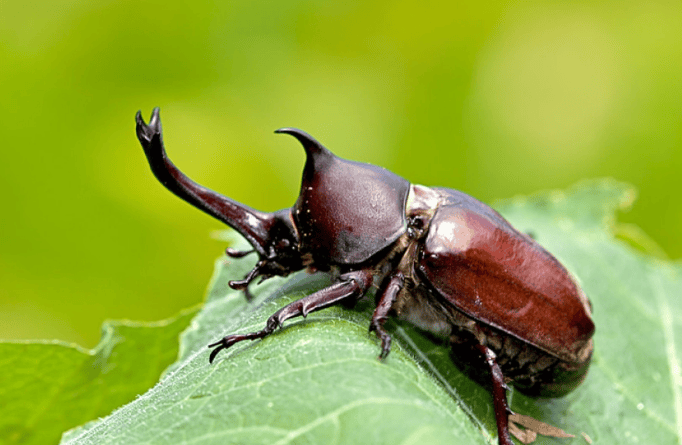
369, 272, 404, 359
209, 269, 373, 363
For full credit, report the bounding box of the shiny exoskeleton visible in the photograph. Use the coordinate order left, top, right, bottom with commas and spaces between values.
136, 108, 594, 445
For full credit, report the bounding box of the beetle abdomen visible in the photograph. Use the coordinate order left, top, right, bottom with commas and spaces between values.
448, 320, 592, 397
391, 278, 592, 397
418, 199, 594, 364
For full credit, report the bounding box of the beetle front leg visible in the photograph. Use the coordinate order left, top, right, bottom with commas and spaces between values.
209, 269, 373, 363
227, 259, 266, 301
476, 344, 514, 445
369, 272, 404, 359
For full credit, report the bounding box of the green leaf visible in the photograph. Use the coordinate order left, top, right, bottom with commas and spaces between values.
0, 307, 198, 445
60, 180, 681, 444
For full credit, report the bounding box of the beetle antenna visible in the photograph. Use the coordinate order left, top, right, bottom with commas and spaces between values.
136, 108, 282, 258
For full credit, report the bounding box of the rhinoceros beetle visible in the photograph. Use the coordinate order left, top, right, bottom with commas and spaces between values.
136, 107, 594, 445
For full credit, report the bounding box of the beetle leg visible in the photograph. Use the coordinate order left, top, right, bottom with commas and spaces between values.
476, 344, 514, 445
369, 272, 404, 359
209, 269, 373, 363
225, 247, 255, 258
227, 260, 266, 301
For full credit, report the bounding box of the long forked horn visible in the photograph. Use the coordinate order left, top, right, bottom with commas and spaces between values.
135, 107, 278, 257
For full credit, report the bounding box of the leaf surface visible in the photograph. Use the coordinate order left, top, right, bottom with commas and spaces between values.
0, 307, 198, 445
54, 180, 682, 444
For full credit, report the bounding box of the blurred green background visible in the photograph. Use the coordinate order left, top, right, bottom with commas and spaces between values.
1, 0, 680, 348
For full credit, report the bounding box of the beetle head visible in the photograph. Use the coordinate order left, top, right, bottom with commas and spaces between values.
136, 108, 302, 285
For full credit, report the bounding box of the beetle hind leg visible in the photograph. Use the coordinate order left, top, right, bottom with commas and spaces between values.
209, 269, 373, 363
476, 344, 514, 445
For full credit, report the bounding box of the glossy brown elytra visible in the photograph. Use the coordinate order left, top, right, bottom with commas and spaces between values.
136, 108, 594, 445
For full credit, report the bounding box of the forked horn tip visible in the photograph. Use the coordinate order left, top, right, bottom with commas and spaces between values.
136, 108, 163, 146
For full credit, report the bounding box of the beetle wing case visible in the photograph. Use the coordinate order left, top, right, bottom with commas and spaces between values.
418, 189, 594, 365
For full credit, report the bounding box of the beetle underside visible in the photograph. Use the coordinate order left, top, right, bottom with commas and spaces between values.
136, 108, 594, 445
